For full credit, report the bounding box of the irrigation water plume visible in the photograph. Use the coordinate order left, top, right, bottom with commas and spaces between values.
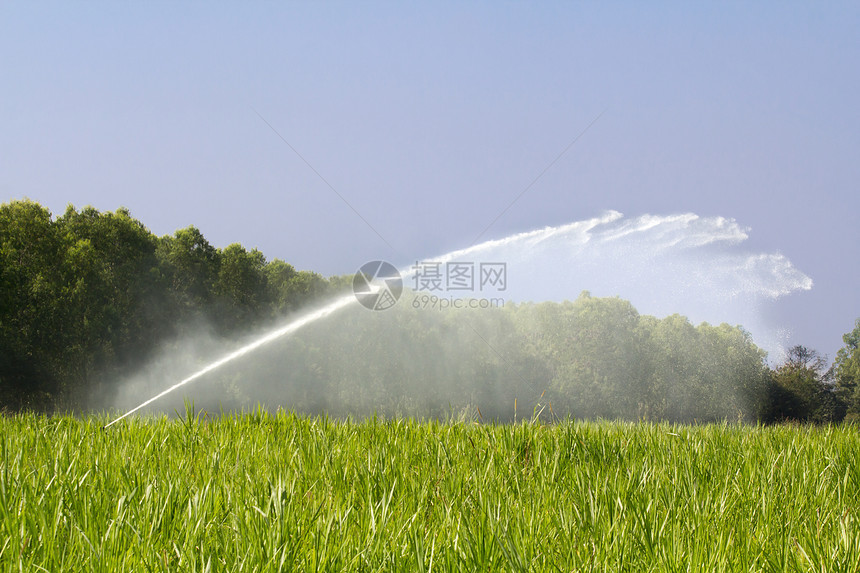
103, 264, 419, 428
103, 294, 355, 428
104, 211, 812, 427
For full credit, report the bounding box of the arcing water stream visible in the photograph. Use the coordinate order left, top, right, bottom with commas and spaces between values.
103, 295, 355, 428
104, 211, 811, 427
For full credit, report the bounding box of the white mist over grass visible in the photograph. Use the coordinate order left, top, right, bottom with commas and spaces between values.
107, 211, 811, 421
103, 296, 354, 427
427, 211, 811, 358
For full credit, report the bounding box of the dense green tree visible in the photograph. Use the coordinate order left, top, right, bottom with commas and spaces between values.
509, 293, 649, 420
0, 200, 66, 408
641, 314, 703, 421
1, 201, 343, 411
264, 259, 298, 313
276, 270, 330, 311
263, 262, 342, 315
213, 244, 268, 332
156, 226, 220, 316
695, 322, 770, 422
56, 206, 165, 400
764, 346, 841, 423
834, 318, 860, 420
559, 293, 649, 419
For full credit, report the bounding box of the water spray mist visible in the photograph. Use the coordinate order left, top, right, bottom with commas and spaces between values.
103, 212, 810, 427
103, 295, 356, 428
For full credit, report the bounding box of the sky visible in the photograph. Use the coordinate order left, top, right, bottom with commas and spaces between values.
2, 2, 858, 361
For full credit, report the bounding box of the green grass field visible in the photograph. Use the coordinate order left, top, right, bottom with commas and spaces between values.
1, 410, 858, 572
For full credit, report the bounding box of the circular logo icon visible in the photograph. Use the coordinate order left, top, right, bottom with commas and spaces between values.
353, 261, 402, 311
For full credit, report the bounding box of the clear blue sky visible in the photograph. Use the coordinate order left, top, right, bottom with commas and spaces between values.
2, 2, 858, 360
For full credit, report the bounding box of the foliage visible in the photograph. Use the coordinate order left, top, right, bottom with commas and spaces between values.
835, 318, 860, 420
763, 346, 842, 424
1, 199, 854, 424
187, 290, 770, 424
0, 200, 339, 410
0, 201, 64, 409
1, 414, 859, 571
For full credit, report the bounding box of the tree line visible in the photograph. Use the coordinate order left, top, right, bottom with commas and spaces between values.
0, 200, 343, 410
223, 292, 858, 424
1, 199, 859, 423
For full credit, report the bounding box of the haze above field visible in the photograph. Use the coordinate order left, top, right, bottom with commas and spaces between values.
2, 3, 858, 358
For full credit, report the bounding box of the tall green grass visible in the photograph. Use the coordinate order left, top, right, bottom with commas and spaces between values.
1, 410, 858, 571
